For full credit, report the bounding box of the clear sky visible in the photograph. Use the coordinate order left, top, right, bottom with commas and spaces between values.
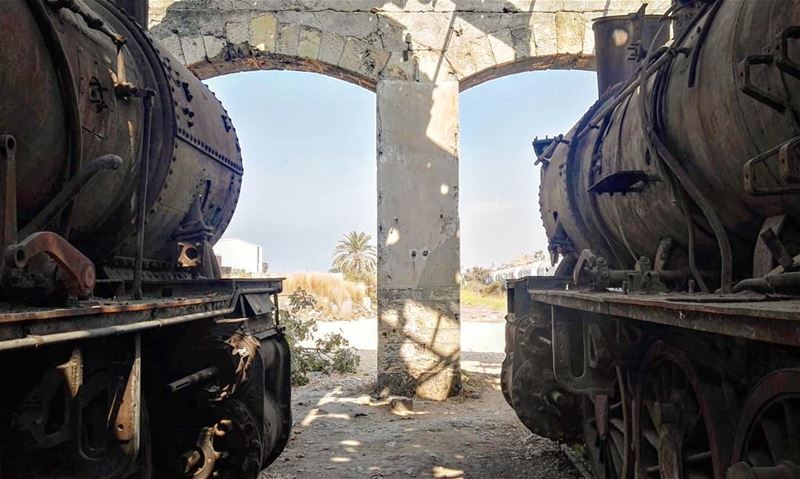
205, 69, 598, 273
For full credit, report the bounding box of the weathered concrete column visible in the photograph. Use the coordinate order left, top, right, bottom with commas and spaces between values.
376, 79, 461, 401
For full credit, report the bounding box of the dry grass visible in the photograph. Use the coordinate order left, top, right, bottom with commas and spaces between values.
284, 272, 371, 317
460, 282, 506, 312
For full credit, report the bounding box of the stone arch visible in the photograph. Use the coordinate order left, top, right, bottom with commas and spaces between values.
147, 0, 670, 400
149, 1, 669, 89
150, 10, 391, 89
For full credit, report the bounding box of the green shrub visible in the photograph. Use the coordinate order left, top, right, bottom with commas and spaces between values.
282, 289, 360, 385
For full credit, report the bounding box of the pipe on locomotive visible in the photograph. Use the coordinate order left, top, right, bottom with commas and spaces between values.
538, 0, 800, 294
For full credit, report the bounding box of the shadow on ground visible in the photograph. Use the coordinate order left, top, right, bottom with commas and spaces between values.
259, 349, 580, 479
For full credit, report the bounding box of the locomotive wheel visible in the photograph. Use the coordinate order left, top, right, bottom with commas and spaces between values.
504, 313, 582, 442
583, 367, 632, 479
634, 342, 723, 479
728, 369, 800, 479
182, 399, 264, 479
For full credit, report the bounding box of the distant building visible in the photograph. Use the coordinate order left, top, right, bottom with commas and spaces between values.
488, 260, 556, 283
213, 238, 264, 277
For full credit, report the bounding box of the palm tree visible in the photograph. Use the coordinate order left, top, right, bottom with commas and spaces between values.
331, 231, 376, 283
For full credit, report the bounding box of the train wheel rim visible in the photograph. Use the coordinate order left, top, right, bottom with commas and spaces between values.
634, 341, 723, 479
583, 366, 633, 479
730, 369, 800, 471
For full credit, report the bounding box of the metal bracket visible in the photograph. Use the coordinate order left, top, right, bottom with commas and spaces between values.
743, 135, 800, 196
776, 26, 800, 79
0, 135, 17, 250
4, 231, 96, 296
654, 237, 673, 272
760, 227, 794, 271
779, 137, 800, 184
551, 309, 615, 395
739, 54, 786, 112
754, 216, 787, 277
114, 334, 141, 462
587, 169, 654, 195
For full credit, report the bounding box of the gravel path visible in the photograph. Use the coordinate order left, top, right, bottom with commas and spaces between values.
260, 307, 580, 479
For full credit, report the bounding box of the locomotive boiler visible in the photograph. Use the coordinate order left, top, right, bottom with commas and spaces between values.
0, 1, 290, 477
503, 1, 800, 479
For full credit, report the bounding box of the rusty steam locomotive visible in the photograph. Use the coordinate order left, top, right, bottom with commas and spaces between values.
503, 1, 800, 479
0, 0, 290, 477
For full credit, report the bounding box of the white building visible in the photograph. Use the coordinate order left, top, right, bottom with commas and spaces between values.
488, 260, 556, 283
213, 238, 264, 276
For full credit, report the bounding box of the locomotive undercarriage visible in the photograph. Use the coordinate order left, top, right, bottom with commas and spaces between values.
503, 277, 800, 479
0, 278, 291, 479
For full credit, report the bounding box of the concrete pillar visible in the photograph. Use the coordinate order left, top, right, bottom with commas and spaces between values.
376, 79, 461, 401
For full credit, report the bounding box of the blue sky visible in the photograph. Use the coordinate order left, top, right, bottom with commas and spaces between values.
205, 70, 598, 272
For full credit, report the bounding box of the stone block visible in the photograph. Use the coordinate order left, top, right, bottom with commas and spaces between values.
445, 35, 496, 80
488, 29, 516, 65
555, 11, 586, 55
318, 31, 346, 65
532, 12, 557, 56
297, 26, 322, 59
202, 35, 225, 60
380, 53, 415, 82
250, 14, 277, 53
225, 21, 250, 45
180, 35, 206, 65
339, 38, 390, 79
582, 14, 596, 55
510, 26, 535, 59
276, 23, 301, 57
413, 50, 457, 84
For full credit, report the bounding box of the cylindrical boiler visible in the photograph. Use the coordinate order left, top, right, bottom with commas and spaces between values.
0, 0, 243, 277
539, 0, 800, 290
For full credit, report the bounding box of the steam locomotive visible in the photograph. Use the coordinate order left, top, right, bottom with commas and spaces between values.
0, 0, 290, 477
503, 1, 800, 479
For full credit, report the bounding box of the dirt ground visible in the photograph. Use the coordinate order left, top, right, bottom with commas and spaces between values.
259, 307, 582, 479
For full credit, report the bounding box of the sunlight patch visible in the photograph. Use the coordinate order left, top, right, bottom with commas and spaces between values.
386, 227, 400, 246
432, 465, 464, 478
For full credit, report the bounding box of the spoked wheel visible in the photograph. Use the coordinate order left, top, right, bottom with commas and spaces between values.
583, 366, 633, 479
728, 369, 800, 479
182, 399, 264, 479
635, 342, 727, 479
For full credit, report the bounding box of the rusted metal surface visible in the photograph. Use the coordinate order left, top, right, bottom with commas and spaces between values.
4, 231, 96, 296
539, 1, 800, 291
0, 277, 288, 477
730, 369, 800, 479
582, 369, 632, 479
114, 334, 142, 464
0, 135, 17, 249
634, 342, 730, 479
18, 155, 123, 239
592, 12, 668, 95
501, 286, 583, 443
111, 0, 148, 27
0, 278, 282, 354
508, 1, 800, 477
532, 289, 800, 347
0, 1, 291, 476
0, 0, 244, 286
